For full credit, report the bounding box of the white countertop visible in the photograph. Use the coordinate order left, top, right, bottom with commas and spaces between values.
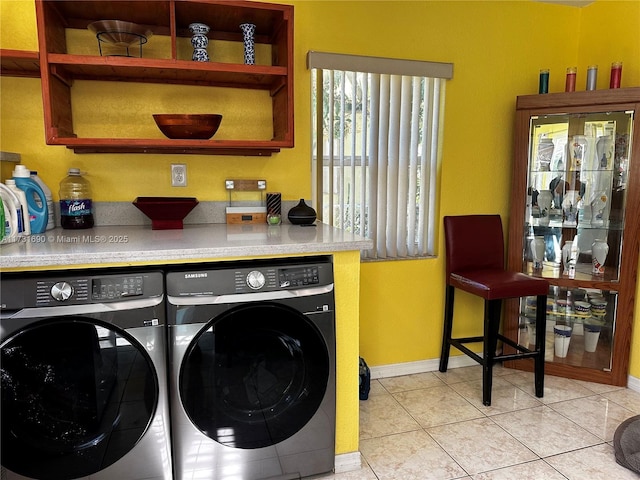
0, 223, 373, 270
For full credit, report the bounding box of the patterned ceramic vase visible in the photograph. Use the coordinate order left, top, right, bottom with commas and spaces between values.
570, 135, 588, 170
189, 23, 210, 62
537, 189, 553, 226
562, 241, 579, 277
536, 137, 554, 171
531, 236, 545, 270
590, 191, 608, 226
240, 23, 256, 65
591, 239, 609, 275
596, 135, 613, 169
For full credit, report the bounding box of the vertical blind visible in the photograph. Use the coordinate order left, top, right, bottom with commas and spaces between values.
308, 52, 453, 259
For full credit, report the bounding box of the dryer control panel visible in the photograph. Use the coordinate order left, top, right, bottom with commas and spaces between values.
278, 266, 320, 288
167, 258, 333, 297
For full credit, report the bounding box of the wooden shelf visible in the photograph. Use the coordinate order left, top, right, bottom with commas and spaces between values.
516, 87, 640, 109
34, 0, 294, 156
46, 54, 288, 91
0, 49, 41, 78
54, 137, 286, 156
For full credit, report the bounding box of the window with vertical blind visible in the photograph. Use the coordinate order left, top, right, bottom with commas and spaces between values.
308, 51, 453, 260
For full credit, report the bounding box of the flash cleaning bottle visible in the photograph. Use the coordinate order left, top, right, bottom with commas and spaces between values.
59, 168, 94, 229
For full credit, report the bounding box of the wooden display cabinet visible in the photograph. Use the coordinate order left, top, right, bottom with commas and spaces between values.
506, 88, 640, 386
33, 0, 294, 156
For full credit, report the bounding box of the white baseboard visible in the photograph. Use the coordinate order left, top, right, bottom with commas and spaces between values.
334, 451, 362, 473
368, 357, 640, 394
369, 356, 476, 380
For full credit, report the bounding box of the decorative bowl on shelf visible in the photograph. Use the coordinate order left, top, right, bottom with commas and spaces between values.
88, 20, 153, 47
153, 114, 223, 140
133, 197, 199, 230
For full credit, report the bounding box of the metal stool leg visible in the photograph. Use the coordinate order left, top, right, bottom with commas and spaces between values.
439, 285, 455, 372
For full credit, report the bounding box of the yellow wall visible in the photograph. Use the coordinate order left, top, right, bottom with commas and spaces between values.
1, 0, 640, 456
352, 0, 640, 379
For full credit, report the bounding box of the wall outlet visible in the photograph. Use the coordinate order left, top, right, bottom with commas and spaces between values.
171, 163, 187, 187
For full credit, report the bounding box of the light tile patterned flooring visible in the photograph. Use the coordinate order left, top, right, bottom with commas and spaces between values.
314, 365, 640, 480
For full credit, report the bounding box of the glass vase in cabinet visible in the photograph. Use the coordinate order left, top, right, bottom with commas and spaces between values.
506, 88, 640, 386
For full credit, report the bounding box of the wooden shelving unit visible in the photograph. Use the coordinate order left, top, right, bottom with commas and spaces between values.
31, 0, 294, 156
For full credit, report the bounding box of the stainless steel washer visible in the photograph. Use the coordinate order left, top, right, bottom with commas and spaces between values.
0, 268, 172, 480
166, 256, 336, 480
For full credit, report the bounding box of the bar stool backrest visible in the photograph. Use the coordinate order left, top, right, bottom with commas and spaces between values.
444, 214, 505, 278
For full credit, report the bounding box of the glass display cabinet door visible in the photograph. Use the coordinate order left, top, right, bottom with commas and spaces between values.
520, 108, 634, 372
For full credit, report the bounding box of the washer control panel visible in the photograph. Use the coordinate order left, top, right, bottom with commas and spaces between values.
34, 275, 145, 305
91, 276, 144, 301
0, 272, 163, 310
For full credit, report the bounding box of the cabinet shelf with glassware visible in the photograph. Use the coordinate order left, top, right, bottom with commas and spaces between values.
505, 87, 640, 386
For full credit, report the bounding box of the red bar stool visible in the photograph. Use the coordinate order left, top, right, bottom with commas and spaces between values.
440, 215, 548, 406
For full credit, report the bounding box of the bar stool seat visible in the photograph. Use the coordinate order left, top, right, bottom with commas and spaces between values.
440, 215, 549, 406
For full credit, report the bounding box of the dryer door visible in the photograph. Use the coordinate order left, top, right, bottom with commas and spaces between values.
180, 302, 330, 449
1, 318, 158, 480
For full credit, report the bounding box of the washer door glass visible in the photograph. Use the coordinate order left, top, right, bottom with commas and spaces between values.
180, 302, 330, 449
1, 319, 158, 480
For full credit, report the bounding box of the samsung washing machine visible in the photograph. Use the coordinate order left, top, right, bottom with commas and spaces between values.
0, 268, 172, 480
166, 256, 336, 480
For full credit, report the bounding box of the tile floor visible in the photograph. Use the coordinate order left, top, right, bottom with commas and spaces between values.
315, 364, 640, 480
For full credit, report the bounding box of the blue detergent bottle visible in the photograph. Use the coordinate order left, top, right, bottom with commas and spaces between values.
12, 164, 48, 234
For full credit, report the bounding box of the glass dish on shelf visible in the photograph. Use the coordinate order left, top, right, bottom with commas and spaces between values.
88, 20, 153, 57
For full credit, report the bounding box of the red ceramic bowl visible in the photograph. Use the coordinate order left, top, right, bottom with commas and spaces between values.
153, 114, 222, 140
133, 197, 198, 229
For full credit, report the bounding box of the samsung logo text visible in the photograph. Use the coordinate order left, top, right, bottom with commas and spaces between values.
185, 273, 208, 279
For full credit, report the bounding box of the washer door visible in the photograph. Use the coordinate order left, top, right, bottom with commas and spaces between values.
1, 319, 158, 480
180, 302, 330, 449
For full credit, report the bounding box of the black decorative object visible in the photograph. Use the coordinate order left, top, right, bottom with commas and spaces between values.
287, 199, 316, 225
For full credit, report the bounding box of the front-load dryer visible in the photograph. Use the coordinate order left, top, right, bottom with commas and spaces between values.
0, 268, 172, 480
166, 256, 336, 480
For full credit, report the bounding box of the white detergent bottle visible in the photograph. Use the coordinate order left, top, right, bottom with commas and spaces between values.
1, 197, 18, 243
12, 164, 48, 234
0, 182, 25, 240
5, 179, 31, 235
30, 170, 55, 230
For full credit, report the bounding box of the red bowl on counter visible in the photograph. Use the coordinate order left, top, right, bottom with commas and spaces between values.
133, 197, 198, 229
